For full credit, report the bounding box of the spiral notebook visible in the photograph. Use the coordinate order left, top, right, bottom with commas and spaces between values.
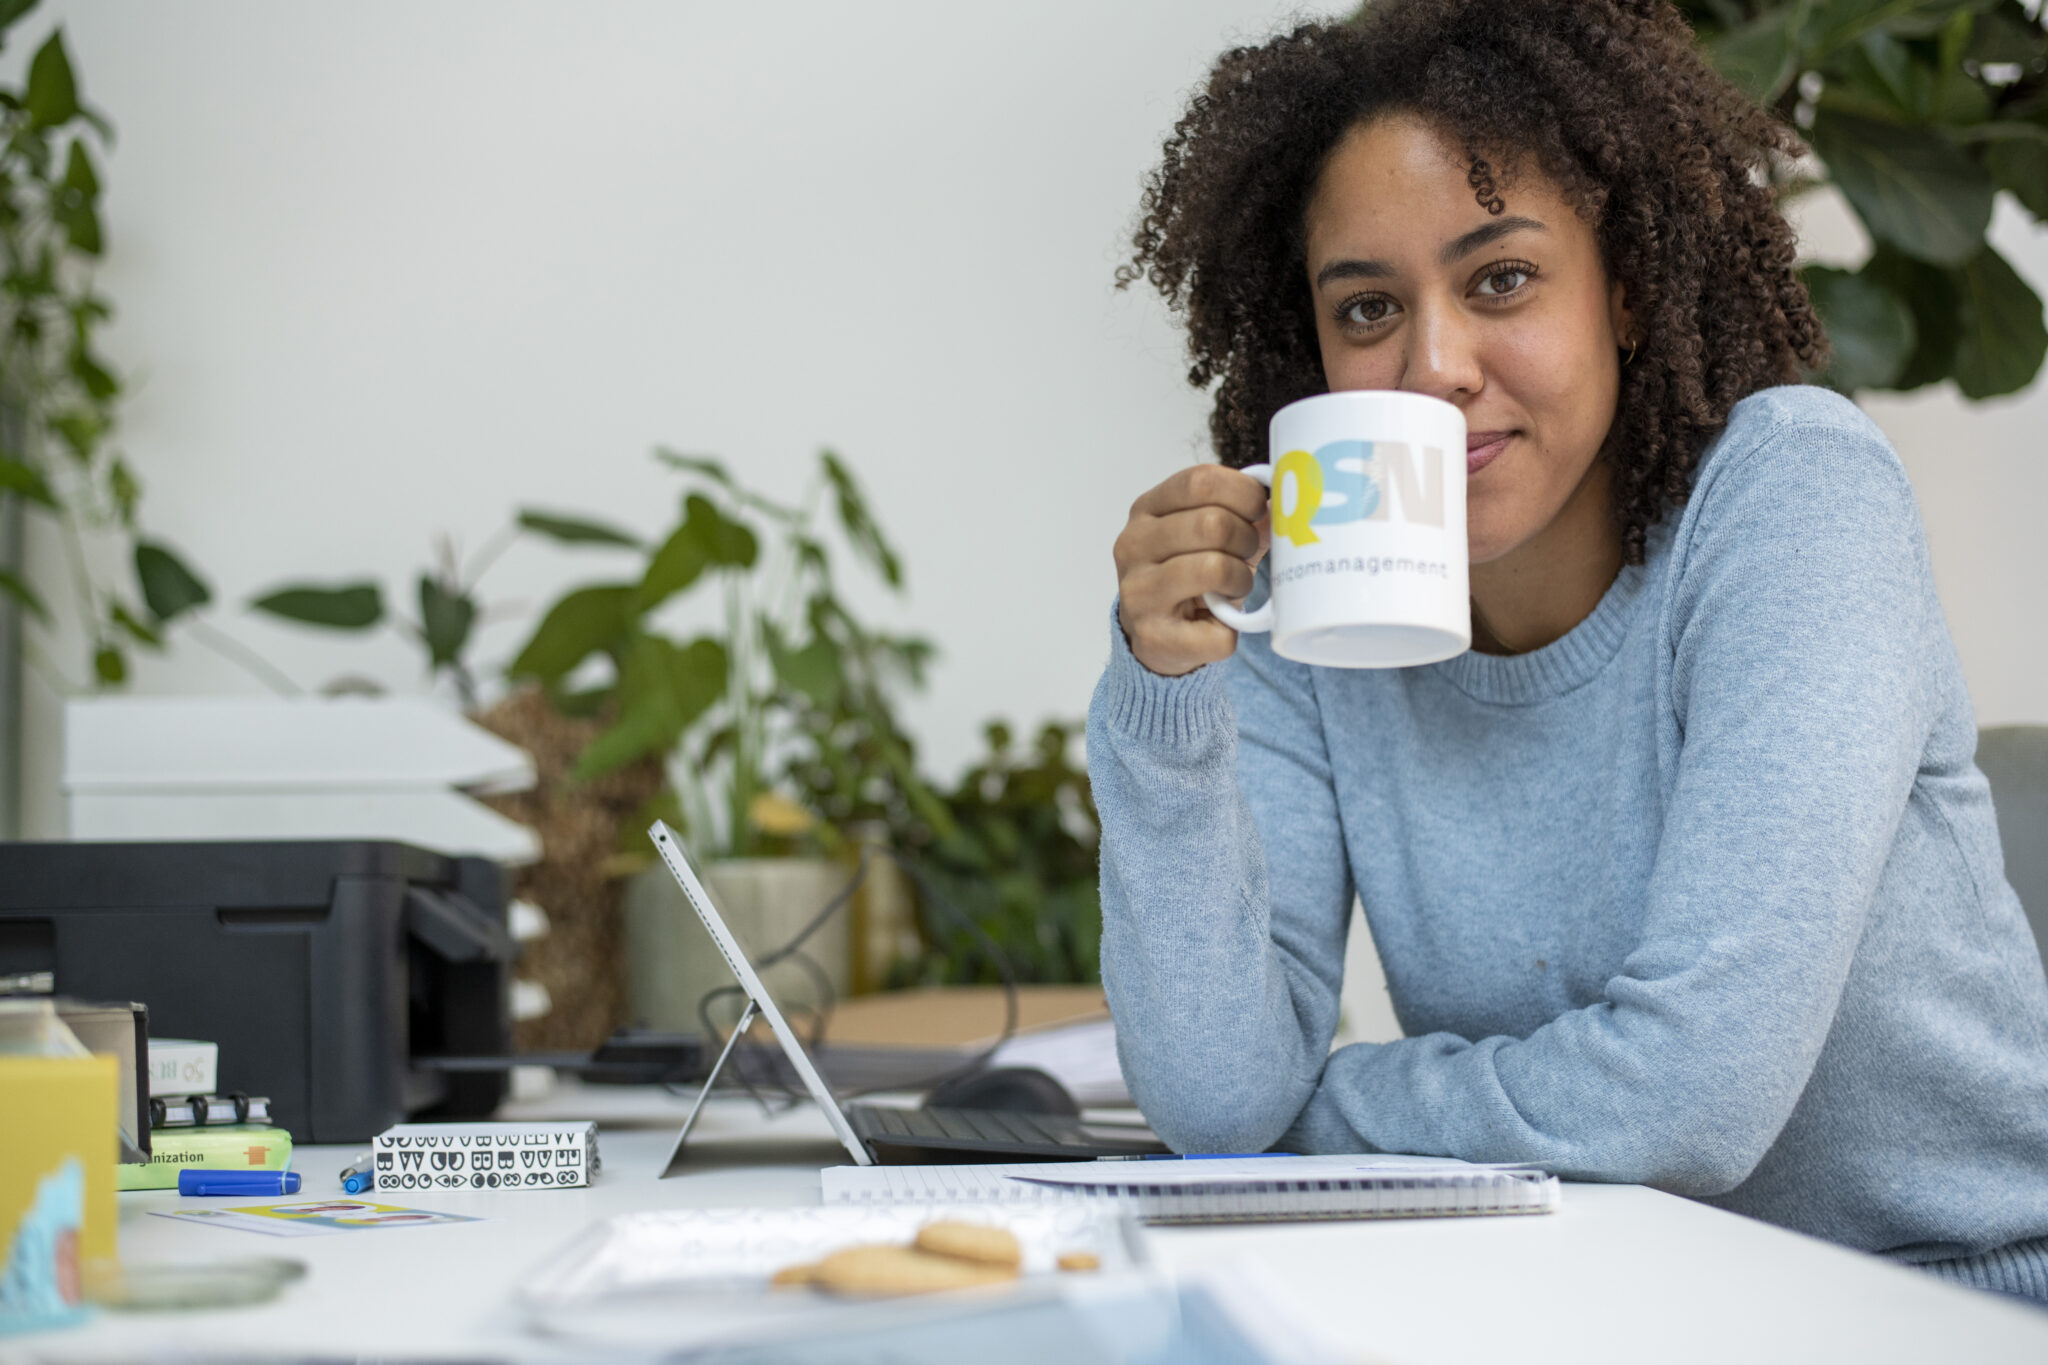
821, 1153, 1561, 1224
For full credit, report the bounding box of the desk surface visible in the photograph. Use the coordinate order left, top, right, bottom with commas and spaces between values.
28, 1081, 2048, 1363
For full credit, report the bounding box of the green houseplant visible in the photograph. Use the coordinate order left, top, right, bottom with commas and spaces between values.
502, 447, 945, 1037
237, 445, 947, 1043
0, 5, 215, 692
1676, 0, 2048, 396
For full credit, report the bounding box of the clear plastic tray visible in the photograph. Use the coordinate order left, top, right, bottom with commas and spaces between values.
518, 1202, 1148, 1351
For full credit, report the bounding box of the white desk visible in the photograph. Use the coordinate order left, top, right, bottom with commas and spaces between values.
27, 1082, 2048, 1363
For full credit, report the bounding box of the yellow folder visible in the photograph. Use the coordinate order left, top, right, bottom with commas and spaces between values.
0, 1055, 119, 1304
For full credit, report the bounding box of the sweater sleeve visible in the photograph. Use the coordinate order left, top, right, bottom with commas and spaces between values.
1088, 602, 1356, 1153
1283, 402, 1936, 1194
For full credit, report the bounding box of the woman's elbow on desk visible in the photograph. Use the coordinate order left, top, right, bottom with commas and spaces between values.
1120, 1044, 1320, 1155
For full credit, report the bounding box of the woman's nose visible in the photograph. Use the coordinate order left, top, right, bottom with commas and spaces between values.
1400, 304, 1483, 402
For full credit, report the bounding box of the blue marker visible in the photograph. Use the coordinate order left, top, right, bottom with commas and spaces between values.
338, 1153, 374, 1195
178, 1169, 301, 1197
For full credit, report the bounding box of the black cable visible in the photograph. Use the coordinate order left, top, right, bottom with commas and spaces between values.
687, 852, 866, 1106
835, 846, 1022, 1099
679, 840, 1030, 1106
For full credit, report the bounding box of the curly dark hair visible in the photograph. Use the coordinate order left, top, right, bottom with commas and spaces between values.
1119, 0, 1827, 564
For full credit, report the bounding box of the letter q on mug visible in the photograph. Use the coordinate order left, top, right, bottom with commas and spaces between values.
1204, 390, 1470, 668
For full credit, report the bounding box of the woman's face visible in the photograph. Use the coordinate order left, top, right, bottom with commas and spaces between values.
1302, 116, 1629, 566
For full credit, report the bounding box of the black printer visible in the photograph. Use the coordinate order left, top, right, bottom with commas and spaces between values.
0, 840, 514, 1142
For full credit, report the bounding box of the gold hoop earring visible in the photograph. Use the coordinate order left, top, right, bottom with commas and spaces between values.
1624, 339, 1639, 366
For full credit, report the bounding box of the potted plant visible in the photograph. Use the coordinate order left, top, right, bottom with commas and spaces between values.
497, 447, 941, 1043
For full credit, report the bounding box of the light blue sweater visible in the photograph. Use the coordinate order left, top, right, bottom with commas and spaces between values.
1089, 386, 2048, 1297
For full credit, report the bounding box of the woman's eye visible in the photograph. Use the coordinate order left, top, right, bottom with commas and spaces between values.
1473, 264, 1535, 298
1339, 295, 1398, 328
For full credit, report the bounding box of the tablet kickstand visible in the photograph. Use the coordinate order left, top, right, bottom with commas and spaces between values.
659, 997, 758, 1176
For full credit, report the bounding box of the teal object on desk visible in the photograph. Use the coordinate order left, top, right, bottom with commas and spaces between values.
177, 1171, 300, 1197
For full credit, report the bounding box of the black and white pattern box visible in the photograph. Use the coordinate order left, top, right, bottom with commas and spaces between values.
371, 1122, 601, 1193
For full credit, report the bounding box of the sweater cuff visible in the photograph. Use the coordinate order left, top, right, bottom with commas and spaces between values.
1094, 599, 1231, 747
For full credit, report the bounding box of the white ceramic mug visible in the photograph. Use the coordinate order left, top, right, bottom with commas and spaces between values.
1204, 390, 1470, 668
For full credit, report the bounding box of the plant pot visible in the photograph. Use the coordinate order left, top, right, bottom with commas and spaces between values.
623, 855, 853, 1036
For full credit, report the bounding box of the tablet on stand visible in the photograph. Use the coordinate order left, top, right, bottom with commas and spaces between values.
646, 821, 874, 1173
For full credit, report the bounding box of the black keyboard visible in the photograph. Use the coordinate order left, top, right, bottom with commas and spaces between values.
846, 1102, 1168, 1163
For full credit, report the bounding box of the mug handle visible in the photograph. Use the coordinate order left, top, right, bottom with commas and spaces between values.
1202, 463, 1275, 634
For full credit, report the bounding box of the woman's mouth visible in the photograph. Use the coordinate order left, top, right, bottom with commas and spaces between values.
1466, 431, 1513, 476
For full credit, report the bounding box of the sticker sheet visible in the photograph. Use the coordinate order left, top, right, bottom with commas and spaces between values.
153, 1199, 485, 1238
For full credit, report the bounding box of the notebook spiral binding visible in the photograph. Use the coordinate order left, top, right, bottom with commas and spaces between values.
833, 1168, 1563, 1224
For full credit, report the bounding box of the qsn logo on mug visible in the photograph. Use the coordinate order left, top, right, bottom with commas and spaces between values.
1269, 440, 1447, 547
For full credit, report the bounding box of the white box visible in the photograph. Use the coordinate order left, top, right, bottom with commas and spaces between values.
62, 697, 540, 864
373, 1122, 601, 1193
147, 1038, 218, 1097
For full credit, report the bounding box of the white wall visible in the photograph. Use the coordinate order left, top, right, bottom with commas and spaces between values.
13, 0, 1341, 836
12, 2, 2047, 869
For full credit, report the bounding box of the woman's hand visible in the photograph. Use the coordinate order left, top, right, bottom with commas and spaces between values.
1114, 465, 1270, 677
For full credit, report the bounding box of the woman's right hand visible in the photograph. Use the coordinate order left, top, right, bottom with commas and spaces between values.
1113, 464, 1270, 677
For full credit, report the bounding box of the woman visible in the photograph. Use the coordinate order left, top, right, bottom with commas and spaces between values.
1090, 0, 2048, 1299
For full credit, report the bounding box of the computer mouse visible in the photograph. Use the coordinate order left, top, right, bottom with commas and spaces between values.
924, 1066, 1081, 1118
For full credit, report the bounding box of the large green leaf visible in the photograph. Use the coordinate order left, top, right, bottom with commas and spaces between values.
516, 508, 640, 549
636, 494, 758, 613
1967, 6, 2047, 65
0, 0, 43, 46
418, 575, 477, 672
0, 566, 50, 623
655, 447, 802, 522
1861, 0, 2003, 42
1978, 126, 2048, 218
573, 634, 728, 779
766, 617, 842, 712
24, 29, 76, 129
0, 453, 54, 507
1950, 244, 2048, 398
819, 449, 903, 589
69, 340, 116, 399
1706, 2, 1806, 103
49, 407, 103, 462
52, 138, 99, 255
1862, 246, 1961, 389
1804, 264, 1918, 391
134, 541, 213, 623
250, 581, 383, 630
507, 582, 632, 682
1811, 111, 1995, 265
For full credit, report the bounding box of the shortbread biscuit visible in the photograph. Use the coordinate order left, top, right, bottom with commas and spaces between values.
1056, 1251, 1101, 1272
812, 1244, 1018, 1297
913, 1221, 1023, 1268
769, 1262, 819, 1287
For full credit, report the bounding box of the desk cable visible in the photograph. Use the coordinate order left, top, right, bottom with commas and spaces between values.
683, 844, 1023, 1112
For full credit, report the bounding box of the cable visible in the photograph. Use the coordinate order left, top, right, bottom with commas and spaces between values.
834, 846, 1021, 1099
682, 841, 1029, 1106
688, 852, 866, 1107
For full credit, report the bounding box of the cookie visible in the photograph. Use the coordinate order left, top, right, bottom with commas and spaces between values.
812, 1244, 1018, 1297
770, 1262, 819, 1287
914, 1221, 1023, 1269
1056, 1251, 1101, 1273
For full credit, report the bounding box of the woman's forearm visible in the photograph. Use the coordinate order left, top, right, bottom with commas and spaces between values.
1089, 612, 1354, 1152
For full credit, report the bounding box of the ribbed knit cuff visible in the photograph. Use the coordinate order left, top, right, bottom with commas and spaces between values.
1094, 599, 1231, 747
1912, 1235, 2048, 1304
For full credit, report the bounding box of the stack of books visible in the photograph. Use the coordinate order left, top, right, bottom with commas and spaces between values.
116, 1038, 293, 1191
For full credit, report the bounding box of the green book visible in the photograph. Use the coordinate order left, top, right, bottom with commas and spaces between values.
117, 1124, 293, 1191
